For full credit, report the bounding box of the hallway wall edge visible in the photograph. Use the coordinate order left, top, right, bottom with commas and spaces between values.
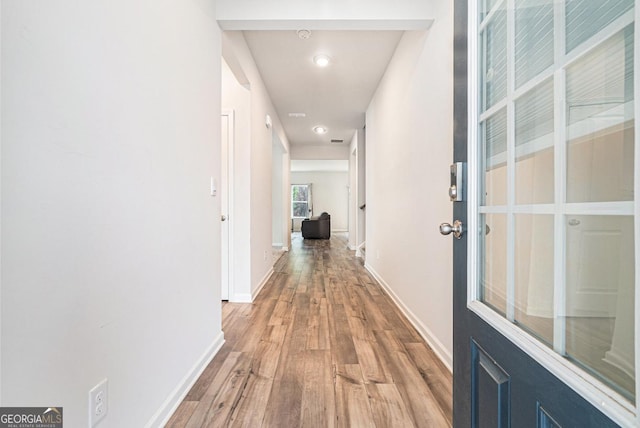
365, 263, 453, 372
147, 332, 225, 427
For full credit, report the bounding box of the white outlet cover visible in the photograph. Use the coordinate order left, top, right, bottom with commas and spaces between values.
89, 379, 108, 427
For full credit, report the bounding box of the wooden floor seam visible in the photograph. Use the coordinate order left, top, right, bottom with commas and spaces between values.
166, 233, 453, 427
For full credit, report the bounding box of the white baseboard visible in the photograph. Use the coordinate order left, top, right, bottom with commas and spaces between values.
232, 293, 253, 303
147, 332, 225, 427
253, 267, 274, 300
236, 267, 275, 303
365, 263, 453, 373
272, 243, 283, 248
231, 268, 274, 303
333, 228, 348, 232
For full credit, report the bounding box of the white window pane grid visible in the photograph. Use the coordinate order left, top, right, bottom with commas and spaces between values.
476, 0, 637, 410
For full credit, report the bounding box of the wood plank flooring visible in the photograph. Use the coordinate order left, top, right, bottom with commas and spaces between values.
167, 233, 452, 427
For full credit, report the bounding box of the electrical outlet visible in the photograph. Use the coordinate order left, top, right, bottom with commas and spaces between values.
89, 379, 108, 427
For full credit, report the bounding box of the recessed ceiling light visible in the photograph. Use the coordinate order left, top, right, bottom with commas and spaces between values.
313, 126, 328, 135
313, 54, 331, 67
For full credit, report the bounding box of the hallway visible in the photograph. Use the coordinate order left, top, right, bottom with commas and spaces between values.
167, 234, 452, 427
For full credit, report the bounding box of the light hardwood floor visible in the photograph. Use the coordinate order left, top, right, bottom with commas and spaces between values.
166, 233, 452, 427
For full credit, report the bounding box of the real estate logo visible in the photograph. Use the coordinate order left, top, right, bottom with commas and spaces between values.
0, 407, 63, 428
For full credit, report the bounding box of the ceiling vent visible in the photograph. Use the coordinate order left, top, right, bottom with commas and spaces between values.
330, 139, 344, 144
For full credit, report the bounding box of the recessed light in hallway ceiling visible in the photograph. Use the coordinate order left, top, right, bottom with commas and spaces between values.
241, 30, 404, 146
313, 54, 331, 67
313, 126, 328, 135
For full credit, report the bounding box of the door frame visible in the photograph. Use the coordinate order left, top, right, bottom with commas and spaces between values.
455, 1, 640, 426
221, 109, 235, 301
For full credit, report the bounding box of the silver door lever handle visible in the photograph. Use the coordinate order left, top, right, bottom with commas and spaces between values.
440, 220, 463, 239
221, 215, 227, 221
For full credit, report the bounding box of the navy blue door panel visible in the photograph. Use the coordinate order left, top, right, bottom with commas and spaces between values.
455, 310, 621, 427
472, 340, 510, 428
538, 404, 562, 428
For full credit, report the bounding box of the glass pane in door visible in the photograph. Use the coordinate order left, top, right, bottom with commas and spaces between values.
514, 215, 554, 346
482, 6, 507, 111
482, 0, 500, 18
565, 215, 635, 400
515, 79, 555, 204
483, 109, 508, 206
515, 0, 554, 88
566, 26, 635, 203
566, 0, 634, 53
481, 214, 508, 316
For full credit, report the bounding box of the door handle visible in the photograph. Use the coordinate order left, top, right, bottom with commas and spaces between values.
221, 215, 227, 222
440, 220, 463, 239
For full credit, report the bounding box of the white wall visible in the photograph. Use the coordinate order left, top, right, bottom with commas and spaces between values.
216, 0, 434, 30
291, 144, 350, 160
348, 132, 358, 250
292, 171, 349, 232
222, 31, 290, 301
357, 127, 366, 251
0, 3, 4, 402
275, 135, 291, 252
365, 1, 454, 369
281, 150, 292, 251
272, 134, 285, 247
2, 1, 223, 427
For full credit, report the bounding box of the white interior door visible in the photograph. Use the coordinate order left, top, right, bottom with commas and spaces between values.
220, 112, 232, 301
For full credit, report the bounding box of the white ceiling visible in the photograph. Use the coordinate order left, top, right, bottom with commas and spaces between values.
291, 160, 349, 172
243, 30, 404, 146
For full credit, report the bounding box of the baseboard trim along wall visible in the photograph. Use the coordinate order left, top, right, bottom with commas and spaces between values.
365, 263, 453, 373
252, 267, 274, 301
147, 332, 225, 427
231, 268, 275, 303
232, 293, 253, 303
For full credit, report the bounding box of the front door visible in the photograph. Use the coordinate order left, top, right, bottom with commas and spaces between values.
452, 1, 638, 426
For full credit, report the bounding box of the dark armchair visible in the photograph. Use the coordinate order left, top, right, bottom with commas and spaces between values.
301, 212, 331, 239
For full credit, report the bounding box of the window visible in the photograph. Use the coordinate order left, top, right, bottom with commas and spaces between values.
291, 184, 311, 218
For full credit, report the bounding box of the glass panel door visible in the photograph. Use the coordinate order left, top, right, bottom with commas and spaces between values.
475, 0, 637, 410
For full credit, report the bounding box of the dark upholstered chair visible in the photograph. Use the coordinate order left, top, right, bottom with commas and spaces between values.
301, 212, 331, 239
